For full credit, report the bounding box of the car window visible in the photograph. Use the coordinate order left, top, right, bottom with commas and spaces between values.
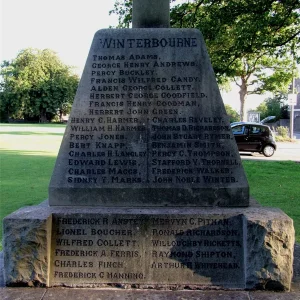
232, 125, 248, 135
249, 125, 267, 135
249, 125, 261, 134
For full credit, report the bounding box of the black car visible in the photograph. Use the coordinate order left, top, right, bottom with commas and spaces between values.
231, 122, 277, 157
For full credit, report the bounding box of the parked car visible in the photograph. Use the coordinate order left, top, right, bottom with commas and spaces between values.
260, 116, 276, 124
231, 122, 277, 157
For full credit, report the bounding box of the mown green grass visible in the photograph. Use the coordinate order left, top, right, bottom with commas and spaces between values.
0, 124, 65, 249
0, 124, 299, 250
243, 160, 300, 242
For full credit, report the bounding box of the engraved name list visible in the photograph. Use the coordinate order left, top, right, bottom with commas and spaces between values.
51, 214, 244, 286
66, 33, 238, 188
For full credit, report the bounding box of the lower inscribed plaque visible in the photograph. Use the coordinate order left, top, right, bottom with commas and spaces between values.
50, 212, 245, 287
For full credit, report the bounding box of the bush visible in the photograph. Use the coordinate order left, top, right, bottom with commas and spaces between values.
277, 126, 289, 138
275, 135, 293, 142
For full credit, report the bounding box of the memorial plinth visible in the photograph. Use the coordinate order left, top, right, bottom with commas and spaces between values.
3, 201, 295, 290
2, 1, 295, 290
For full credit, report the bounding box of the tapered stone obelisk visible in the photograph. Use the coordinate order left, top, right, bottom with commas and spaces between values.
48, 0, 249, 207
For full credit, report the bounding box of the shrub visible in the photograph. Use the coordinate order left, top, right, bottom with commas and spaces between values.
275, 135, 293, 142
277, 126, 289, 138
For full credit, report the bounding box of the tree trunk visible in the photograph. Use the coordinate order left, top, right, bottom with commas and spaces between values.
59, 110, 63, 123
39, 109, 47, 123
239, 77, 248, 121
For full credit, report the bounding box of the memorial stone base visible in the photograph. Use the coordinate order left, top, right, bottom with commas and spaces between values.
3, 200, 294, 291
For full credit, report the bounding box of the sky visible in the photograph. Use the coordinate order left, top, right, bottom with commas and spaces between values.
1, 0, 265, 113
1, 0, 119, 74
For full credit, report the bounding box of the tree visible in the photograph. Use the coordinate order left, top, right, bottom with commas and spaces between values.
0, 48, 79, 122
256, 93, 288, 121
231, 54, 295, 121
111, 0, 300, 120
255, 102, 268, 120
224, 104, 240, 123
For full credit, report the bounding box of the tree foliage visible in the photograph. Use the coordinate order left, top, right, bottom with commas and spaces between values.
111, 0, 300, 120
0, 48, 79, 122
224, 104, 240, 123
256, 93, 289, 121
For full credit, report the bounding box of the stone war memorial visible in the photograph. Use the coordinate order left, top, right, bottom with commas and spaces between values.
3, 0, 295, 291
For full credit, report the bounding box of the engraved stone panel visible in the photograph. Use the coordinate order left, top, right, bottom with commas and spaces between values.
49, 28, 249, 207
50, 212, 245, 287
3, 204, 294, 290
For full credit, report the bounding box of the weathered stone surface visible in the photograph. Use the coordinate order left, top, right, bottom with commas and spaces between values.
50, 211, 245, 288
250, 292, 300, 300
3, 202, 294, 290
0, 253, 4, 287
49, 28, 249, 207
42, 289, 251, 300
132, 0, 170, 28
1, 287, 300, 299
292, 243, 300, 291
0, 287, 46, 300
3, 205, 52, 287
245, 208, 295, 290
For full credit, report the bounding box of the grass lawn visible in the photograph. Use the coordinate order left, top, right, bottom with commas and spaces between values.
0, 124, 65, 249
0, 124, 299, 250
243, 160, 300, 242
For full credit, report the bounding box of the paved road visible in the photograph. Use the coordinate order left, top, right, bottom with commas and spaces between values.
240, 131, 300, 162
240, 141, 300, 162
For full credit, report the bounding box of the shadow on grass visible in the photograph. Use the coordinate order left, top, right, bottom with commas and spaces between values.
0, 149, 58, 245
0, 149, 59, 156
0, 123, 66, 127
0, 131, 64, 136
0, 149, 56, 183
